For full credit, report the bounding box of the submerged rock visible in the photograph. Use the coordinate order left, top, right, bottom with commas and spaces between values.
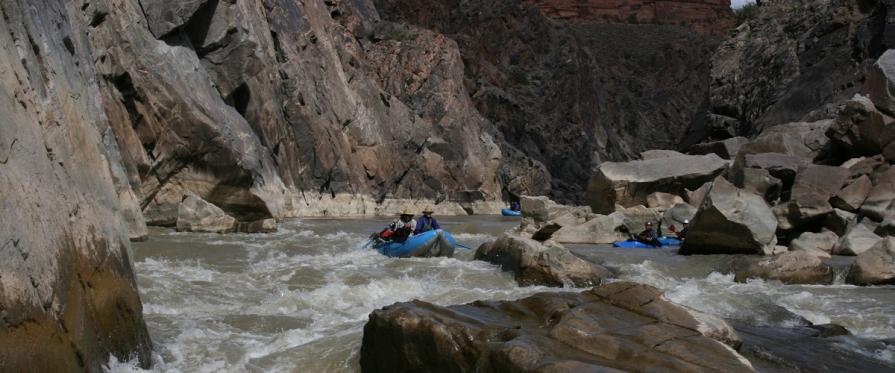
475, 234, 610, 287
360, 282, 753, 373
734, 251, 834, 285
847, 238, 895, 285
586, 154, 728, 214
680, 177, 778, 255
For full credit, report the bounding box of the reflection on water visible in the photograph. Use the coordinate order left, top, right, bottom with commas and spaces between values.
113, 217, 895, 372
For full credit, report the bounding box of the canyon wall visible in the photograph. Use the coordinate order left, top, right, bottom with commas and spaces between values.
526, 0, 735, 36
0, 0, 152, 370
705, 0, 895, 139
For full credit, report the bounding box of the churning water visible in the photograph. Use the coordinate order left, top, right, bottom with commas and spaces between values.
112, 217, 895, 372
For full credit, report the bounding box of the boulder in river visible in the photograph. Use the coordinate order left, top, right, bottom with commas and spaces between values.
176, 193, 237, 233
551, 212, 627, 244
680, 177, 778, 255
789, 230, 838, 259
475, 234, 610, 287
585, 154, 728, 214
734, 251, 834, 285
847, 238, 895, 285
833, 222, 882, 256
360, 282, 753, 373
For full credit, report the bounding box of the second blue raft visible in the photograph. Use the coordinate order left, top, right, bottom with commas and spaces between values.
374, 229, 457, 258
501, 208, 522, 217
613, 237, 683, 249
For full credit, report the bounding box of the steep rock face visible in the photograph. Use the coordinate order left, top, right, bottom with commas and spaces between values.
705, 0, 895, 139
80, 0, 513, 220
0, 0, 151, 369
526, 0, 735, 36
375, 0, 729, 202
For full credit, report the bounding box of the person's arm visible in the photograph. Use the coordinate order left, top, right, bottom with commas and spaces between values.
432, 219, 440, 230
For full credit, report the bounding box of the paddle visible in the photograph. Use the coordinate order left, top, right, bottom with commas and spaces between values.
456, 244, 476, 250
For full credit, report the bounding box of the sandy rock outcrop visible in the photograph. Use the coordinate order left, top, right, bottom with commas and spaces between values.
475, 234, 611, 287
789, 231, 838, 259
847, 238, 895, 285
360, 282, 753, 372
586, 153, 728, 214
0, 0, 151, 369
680, 177, 778, 255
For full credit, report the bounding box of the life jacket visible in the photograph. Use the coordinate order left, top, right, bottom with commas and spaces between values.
418, 216, 435, 232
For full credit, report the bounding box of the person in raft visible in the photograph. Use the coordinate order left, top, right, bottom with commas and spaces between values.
636, 221, 661, 247
510, 201, 521, 212
379, 208, 417, 243
414, 205, 441, 234
668, 219, 689, 240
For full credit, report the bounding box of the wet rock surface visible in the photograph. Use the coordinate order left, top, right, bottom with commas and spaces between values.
475, 234, 611, 287
360, 282, 754, 373
733, 251, 834, 285
847, 237, 895, 285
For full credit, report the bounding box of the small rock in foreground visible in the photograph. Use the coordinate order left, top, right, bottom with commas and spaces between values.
475, 234, 610, 287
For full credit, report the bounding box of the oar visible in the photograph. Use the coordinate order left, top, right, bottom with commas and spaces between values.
456, 244, 476, 251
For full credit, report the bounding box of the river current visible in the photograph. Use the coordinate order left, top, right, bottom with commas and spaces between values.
112, 216, 895, 372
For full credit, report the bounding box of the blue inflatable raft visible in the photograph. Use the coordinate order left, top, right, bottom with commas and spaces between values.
501, 208, 522, 217
374, 229, 457, 258
613, 237, 683, 249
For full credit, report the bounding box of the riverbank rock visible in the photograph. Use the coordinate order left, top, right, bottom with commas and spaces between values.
475, 234, 610, 287
647, 192, 686, 209
689, 137, 750, 159
586, 154, 728, 214
176, 194, 237, 233
680, 177, 778, 255
831, 175, 873, 212
741, 168, 783, 203
734, 251, 834, 285
827, 95, 895, 161
789, 231, 838, 259
823, 208, 858, 236
642, 149, 686, 160
833, 223, 882, 256
847, 238, 895, 285
234, 219, 278, 234
360, 282, 753, 373
860, 166, 895, 221
662, 203, 698, 231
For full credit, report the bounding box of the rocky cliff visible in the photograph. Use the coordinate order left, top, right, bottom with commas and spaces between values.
704, 0, 895, 139
375, 0, 733, 201
526, 0, 735, 36
0, 0, 151, 370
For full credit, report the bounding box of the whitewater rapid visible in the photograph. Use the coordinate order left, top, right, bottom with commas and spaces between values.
112, 217, 895, 372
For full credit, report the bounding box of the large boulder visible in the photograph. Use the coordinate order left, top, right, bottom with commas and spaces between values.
732, 152, 807, 192
789, 231, 839, 259
662, 203, 698, 231
830, 175, 872, 212
474, 234, 610, 287
865, 50, 895, 115
551, 212, 627, 244
738, 121, 833, 161
586, 154, 728, 214
641, 149, 687, 160
734, 251, 834, 285
176, 193, 237, 233
860, 166, 895, 221
823, 208, 858, 236
647, 192, 685, 210
360, 282, 753, 373
686, 181, 713, 208
689, 137, 750, 159
827, 94, 895, 161
618, 204, 663, 233
680, 177, 778, 255
833, 223, 883, 256
778, 165, 850, 228
741, 168, 783, 203
847, 238, 895, 285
